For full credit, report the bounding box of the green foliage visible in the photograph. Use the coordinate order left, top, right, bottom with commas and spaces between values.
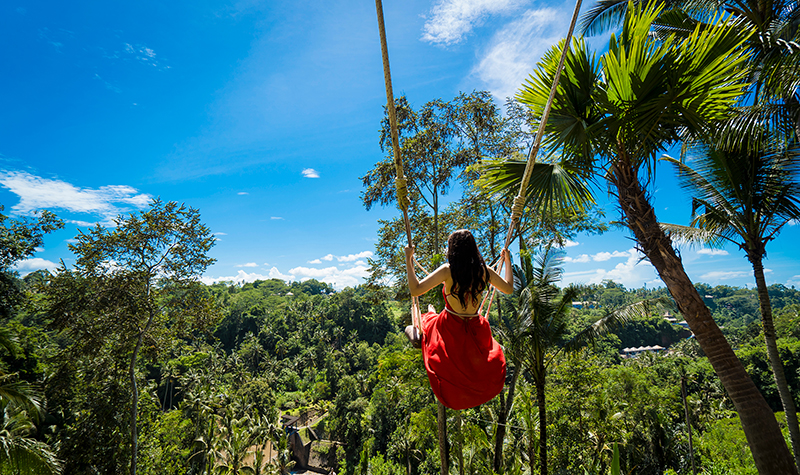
138, 409, 193, 475
695, 417, 758, 475
0, 206, 63, 320
0, 206, 63, 272
44, 199, 219, 475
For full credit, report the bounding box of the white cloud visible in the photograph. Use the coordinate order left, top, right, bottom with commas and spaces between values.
215, 232, 228, 236
563, 240, 579, 248
68, 219, 96, 227
0, 171, 151, 222
268, 267, 294, 280
203, 253, 374, 290
564, 254, 590, 263
700, 270, 750, 281
697, 248, 729, 256
592, 250, 630, 262
123, 43, 166, 69
271, 216, 284, 220
13, 257, 58, 275
563, 249, 660, 288
473, 6, 567, 100
314, 251, 373, 263
289, 264, 370, 289
201, 266, 296, 286
237, 192, 249, 195
422, 0, 527, 45
337, 251, 373, 262
201, 270, 272, 285
302, 168, 320, 178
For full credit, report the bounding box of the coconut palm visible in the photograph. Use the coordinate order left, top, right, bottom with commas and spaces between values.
505, 243, 654, 475
663, 138, 800, 467
581, 0, 800, 143
266, 427, 294, 475
480, 2, 798, 472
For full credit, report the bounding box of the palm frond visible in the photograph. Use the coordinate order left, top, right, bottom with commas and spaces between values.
580, 0, 630, 36
659, 222, 727, 247
476, 159, 596, 215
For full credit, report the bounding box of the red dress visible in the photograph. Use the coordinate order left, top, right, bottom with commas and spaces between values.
420, 288, 506, 410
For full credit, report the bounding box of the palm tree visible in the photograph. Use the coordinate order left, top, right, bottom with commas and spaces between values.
480, 2, 798, 472
507, 243, 651, 475
266, 427, 294, 475
581, 0, 800, 148
663, 138, 800, 467
0, 387, 62, 475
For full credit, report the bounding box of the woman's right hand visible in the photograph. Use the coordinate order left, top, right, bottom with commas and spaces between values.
405, 245, 415, 260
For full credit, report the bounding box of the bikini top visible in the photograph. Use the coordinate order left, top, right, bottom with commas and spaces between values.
442, 286, 481, 318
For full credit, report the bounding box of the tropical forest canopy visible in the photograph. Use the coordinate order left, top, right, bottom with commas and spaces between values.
2, 0, 800, 473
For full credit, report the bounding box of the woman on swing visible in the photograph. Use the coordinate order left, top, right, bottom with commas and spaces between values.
405, 229, 514, 410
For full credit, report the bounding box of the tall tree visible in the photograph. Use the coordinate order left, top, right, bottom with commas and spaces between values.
482, 3, 799, 472
506, 244, 646, 475
362, 96, 463, 255
583, 0, 800, 468
47, 199, 219, 475
663, 139, 800, 468
362, 92, 522, 286
0, 205, 63, 318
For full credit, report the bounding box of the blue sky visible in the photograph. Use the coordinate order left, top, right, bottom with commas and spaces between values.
2, 0, 799, 291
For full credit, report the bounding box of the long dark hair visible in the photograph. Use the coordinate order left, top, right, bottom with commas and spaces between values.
447, 230, 488, 308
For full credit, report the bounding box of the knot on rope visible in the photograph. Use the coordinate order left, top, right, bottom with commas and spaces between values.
511, 195, 526, 221
395, 176, 411, 212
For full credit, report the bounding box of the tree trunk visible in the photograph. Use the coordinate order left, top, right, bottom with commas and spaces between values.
529, 438, 536, 475
455, 411, 464, 475
536, 378, 547, 475
611, 158, 798, 475
493, 389, 506, 474
750, 252, 800, 470
129, 333, 143, 475
437, 400, 448, 475
494, 367, 519, 473
681, 376, 697, 475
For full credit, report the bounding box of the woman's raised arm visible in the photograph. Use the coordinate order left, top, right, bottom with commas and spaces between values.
405, 246, 449, 296
487, 248, 514, 294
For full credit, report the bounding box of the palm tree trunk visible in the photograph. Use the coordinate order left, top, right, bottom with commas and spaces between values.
493, 369, 519, 473
455, 411, 464, 475
611, 158, 798, 475
536, 378, 547, 475
529, 438, 536, 475
493, 389, 506, 473
749, 252, 800, 470
129, 333, 144, 475
681, 376, 697, 475
437, 400, 448, 475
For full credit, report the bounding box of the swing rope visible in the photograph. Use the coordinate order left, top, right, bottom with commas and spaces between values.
374, 2, 583, 473
471, 0, 585, 319
375, 0, 423, 332
375, 0, 584, 328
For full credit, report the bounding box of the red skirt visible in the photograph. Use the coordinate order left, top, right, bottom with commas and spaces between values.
421, 309, 506, 410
